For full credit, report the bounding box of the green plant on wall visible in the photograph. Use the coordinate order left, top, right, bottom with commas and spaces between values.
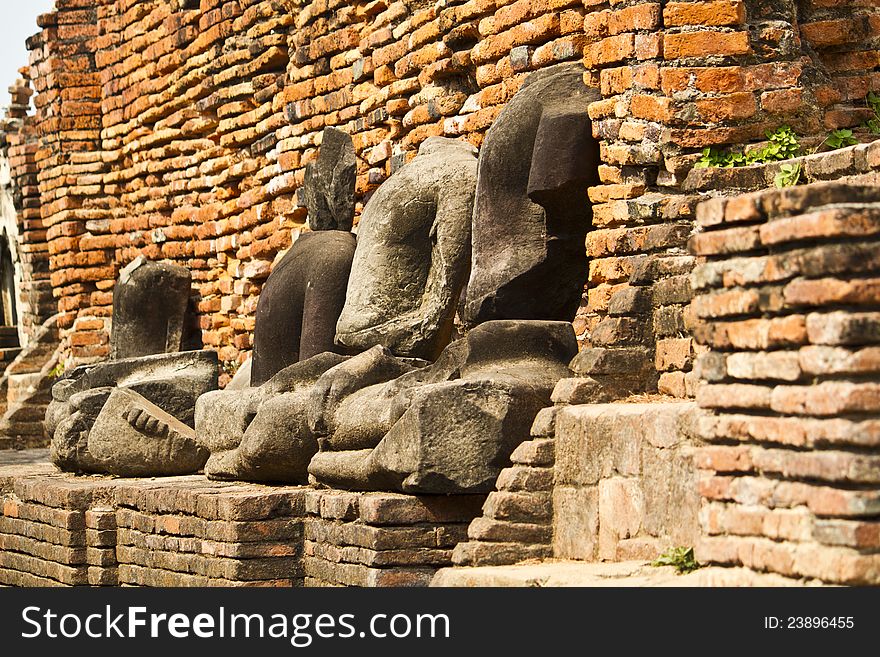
48, 362, 67, 380
774, 162, 802, 188
825, 128, 858, 149
694, 125, 802, 169
864, 92, 880, 135
651, 546, 702, 575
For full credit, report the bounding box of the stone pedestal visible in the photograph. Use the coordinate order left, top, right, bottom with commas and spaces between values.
0, 459, 485, 587
303, 490, 484, 587
0, 467, 306, 587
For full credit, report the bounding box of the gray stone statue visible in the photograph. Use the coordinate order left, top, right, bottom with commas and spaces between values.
464, 63, 600, 326
198, 65, 598, 492
110, 257, 199, 360
196, 138, 476, 483
252, 128, 359, 386
308, 321, 578, 493
47, 260, 219, 476
307, 67, 599, 494
195, 129, 361, 481
336, 137, 478, 361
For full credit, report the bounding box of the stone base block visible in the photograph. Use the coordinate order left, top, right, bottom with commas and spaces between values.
553, 402, 702, 562
0, 458, 485, 588
432, 561, 822, 587
301, 489, 484, 587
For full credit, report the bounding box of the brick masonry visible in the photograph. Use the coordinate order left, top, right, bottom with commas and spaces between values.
452, 409, 557, 567
552, 402, 701, 563
304, 489, 484, 586
691, 181, 880, 585
1, 0, 879, 586
0, 78, 55, 344
0, 76, 61, 450
0, 463, 483, 587
0, 0, 875, 391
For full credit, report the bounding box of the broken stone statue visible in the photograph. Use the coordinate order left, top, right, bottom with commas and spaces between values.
196, 138, 477, 483
251, 127, 358, 386
197, 349, 418, 483
464, 63, 601, 327
110, 256, 201, 359
48, 259, 219, 476
309, 67, 598, 493
300, 126, 357, 232
199, 70, 598, 490
308, 321, 578, 493
83, 387, 208, 477
335, 136, 478, 361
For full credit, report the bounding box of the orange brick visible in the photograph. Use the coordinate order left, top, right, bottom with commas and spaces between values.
630, 94, 674, 122
600, 67, 632, 95
663, 30, 751, 59
663, 1, 746, 27
761, 88, 803, 114
584, 33, 635, 67
695, 92, 757, 122
801, 19, 860, 48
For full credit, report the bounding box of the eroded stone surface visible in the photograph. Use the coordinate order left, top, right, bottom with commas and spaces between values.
464, 64, 600, 326
251, 231, 356, 386
86, 388, 208, 477
197, 352, 349, 483
335, 137, 478, 361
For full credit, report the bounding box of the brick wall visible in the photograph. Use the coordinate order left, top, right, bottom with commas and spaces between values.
6, 0, 873, 389
692, 181, 880, 585
0, 77, 54, 345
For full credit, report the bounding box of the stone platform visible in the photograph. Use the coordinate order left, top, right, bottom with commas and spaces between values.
432, 561, 817, 587
0, 453, 485, 587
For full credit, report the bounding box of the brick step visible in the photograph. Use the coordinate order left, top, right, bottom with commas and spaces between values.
2, 403, 48, 423
0, 420, 47, 437
451, 540, 551, 567
6, 373, 52, 405
6, 347, 58, 375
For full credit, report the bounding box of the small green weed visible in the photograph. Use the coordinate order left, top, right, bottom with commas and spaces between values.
651, 546, 702, 575
826, 128, 858, 150
863, 92, 880, 134
48, 362, 67, 380
774, 162, 802, 188
694, 125, 802, 169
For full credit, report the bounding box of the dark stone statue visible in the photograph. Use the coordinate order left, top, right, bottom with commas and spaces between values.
196, 137, 478, 483
251, 128, 358, 386
250, 231, 356, 386
195, 65, 600, 493
301, 126, 357, 231
463, 63, 601, 326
